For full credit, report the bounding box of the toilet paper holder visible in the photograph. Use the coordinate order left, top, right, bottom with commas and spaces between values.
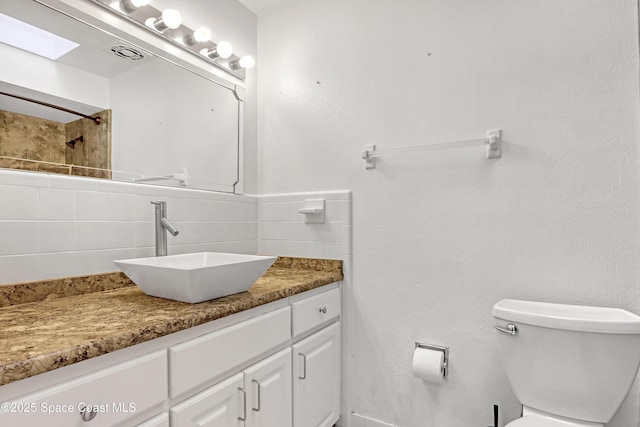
415, 342, 449, 379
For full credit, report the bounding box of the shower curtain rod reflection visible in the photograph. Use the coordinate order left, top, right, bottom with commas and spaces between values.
0, 91, 102, 125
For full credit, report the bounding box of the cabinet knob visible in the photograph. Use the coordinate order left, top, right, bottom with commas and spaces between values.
80, 408, 98, 422
319, 307, 327, 314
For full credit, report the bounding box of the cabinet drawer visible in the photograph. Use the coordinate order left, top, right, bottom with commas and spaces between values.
292, 288, 340, 337
2, 351, 167, 427
169, 306, 291, 398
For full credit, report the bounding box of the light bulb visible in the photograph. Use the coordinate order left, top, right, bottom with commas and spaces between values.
130, 0, 150, 6
193, 27, 211, 43
230, 55, 255, 70
161, 9, 182, 30
200, 41, 233, 60
238, 55, 255, 69
183, 26, 212, 45
216, 41, 233, 59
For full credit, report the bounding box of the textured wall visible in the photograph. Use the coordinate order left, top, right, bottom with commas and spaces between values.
256, 0, 640, 426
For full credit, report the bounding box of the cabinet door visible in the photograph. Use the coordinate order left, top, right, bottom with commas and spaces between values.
244, 347, 292, 427
292, 322, 341, 427
170, 373, 244, 427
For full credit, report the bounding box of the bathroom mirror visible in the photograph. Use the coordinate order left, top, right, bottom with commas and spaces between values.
0, 1, 242, 193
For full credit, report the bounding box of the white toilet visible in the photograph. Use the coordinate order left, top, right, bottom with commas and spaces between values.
493, 299, 640, 426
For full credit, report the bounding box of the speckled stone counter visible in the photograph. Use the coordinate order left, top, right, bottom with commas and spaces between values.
0, 257, 342, 386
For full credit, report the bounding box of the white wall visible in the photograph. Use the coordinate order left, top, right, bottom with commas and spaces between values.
256, 0, 640, 426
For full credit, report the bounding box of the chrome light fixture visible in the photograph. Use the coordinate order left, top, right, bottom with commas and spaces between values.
92, 0, 254, 80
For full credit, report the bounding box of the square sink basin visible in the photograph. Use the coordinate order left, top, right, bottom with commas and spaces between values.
114, 252, 277, 303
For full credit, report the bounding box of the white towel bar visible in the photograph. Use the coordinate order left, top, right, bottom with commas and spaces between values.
361, 129, 502, 169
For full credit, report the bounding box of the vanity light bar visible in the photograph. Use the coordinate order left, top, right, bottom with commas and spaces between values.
94, 0, 252, 80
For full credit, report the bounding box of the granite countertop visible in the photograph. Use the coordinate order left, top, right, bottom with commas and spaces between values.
0, 257, 343, 386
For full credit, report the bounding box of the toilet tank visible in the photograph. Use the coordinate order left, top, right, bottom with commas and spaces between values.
493, 299, 640, 423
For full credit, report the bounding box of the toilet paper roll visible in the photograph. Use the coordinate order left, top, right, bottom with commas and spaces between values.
412, 347, 445, 383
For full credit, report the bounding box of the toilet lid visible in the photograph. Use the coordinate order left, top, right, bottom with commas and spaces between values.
507, 416, 584, 427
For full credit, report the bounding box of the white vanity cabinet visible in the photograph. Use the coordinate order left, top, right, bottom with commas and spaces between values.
0, 283, 341, 427
169, 285, 341, 427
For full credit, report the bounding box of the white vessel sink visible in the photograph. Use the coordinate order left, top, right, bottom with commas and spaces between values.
114, 252, 277, 303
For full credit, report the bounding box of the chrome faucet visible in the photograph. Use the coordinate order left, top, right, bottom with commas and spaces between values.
151, 201, 179, 256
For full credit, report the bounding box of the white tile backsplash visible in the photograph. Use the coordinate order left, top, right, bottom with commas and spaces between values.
108, 193, 135, 221
258, 191, 352, 260
76, 191, 108, 221
38, 252, 78, 279
0, 254, 38, 283
0, 222, 38, 256
39, 222, 76, 253
0, 170, 262, 285
39, 188, 76, 220
135, 221, 156, 248
76, 222, 109, 251
0, 185, 38, 220
75, 249, 135, 275
108, 221, 136, 249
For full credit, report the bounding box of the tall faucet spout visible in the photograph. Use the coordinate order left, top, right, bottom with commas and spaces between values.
151, 201, 179, 256
161, 217, 179, 236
